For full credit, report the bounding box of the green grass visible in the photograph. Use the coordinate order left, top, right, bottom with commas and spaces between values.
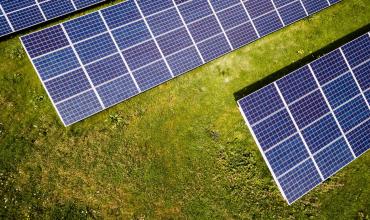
0, 0, 370, 218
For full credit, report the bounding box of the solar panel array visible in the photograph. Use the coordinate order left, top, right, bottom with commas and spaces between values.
21, 0, 340, 126
0, 0, 105, 37
238, 32, 370, 204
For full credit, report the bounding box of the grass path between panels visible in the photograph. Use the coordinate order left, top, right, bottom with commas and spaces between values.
0, 0, 369, 219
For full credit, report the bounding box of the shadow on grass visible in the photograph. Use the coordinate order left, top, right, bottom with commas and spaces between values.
233, 23, 370, 101
0, 0, 116, 42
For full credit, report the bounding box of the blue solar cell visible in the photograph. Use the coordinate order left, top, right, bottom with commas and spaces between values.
146, 8, 183, 36
347, 119, 370, 157
266, 134, 309, 177
341, 34, 370, 67
96, 74, 139, 107
56, 90, 103, 126
121, 40, 162, 70
353, 61, 370, 91
137, 0, 174, 16
243, 0, 274, 18
132, 60, 172, 91
177, 0, 212, 23
174, 0, 190, 4
63, 12, 107, 43
198, 34, 231, 62
277, 66, 317, 104
311, 50, 349, 85
253, 11, 283, 37
273, 0, 296, 8
40, 0, 75, 20
188, 15, 222, 43
322, 73, 361, 109
156, 27, 193, 56
278, 159, 322, 204
334, 96, 370, 132
8, 6, 44, 30
101, 1, 141, 30
1, 0, 34, 13
210, 0, 239, 11
289, 90, 330, 129
302, 114, 342, 153
44, 68, 91, 103
73, 0, 103, 9
21, 25, 69, 58
314, 138, 354, 179
85, 54, 128, 86
217, 4, 249, 30
226, 22, 258, 49
302, 0, 329, 15
167, 46, 203, 76
74, 33, 117, 64
0, 16, 12, 37
253, 109, 296, 151
238, 84, 285, 125
112, 20, 151, 50
278, 1, 307, 25
33, 47, 80, 81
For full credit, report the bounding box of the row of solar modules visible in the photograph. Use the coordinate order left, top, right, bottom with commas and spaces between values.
0, 0, 105, 37
238, 32, 370, 204
21, 0, 340, 126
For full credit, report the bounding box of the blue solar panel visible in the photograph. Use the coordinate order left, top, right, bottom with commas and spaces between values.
132, 60, 172, 91
45, 68, 91, 103
322, 73, 361, 109
278, 159, 322, 203
302, 0, 329, 14
277, 66, 317, 104
334, 96, 370, 132
244, 0, 275, 18
302, 114, 342, 153
0, 0, 106, 37
347, 119, 370, 157
146, 8, 183, 36
266, 134, 309, 177
289, 90, 330, 129
34, 47, 80, 80
96, 74, 139, 108
156, 28, 193, 56
121, 40, 162, 70
238, 32, 370, 204
55, 90, 103, 126
21, 0, 340, 126
254, 11, 284, 37
314, 138, 353, 179
217, 5, 249, 30
85, 54, 128, 86
166, 46, 203, 76
253, 109, 296, 151
278, 1, 307, 25
40, 0, 75, 20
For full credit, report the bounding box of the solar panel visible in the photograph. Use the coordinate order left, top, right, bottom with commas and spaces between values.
0, 0, 106, 37
21, 0, 340, 126
238, 32, 370, 204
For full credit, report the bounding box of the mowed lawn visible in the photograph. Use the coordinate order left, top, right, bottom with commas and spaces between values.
0, 0, 369, 219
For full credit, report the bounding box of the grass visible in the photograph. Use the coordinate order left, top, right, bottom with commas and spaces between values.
0, 0, 370, 219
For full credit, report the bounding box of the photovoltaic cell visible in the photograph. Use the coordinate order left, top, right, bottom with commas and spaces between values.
238, 32, 370, 204
21, 0, 340, 126
0, 0, 106, 37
